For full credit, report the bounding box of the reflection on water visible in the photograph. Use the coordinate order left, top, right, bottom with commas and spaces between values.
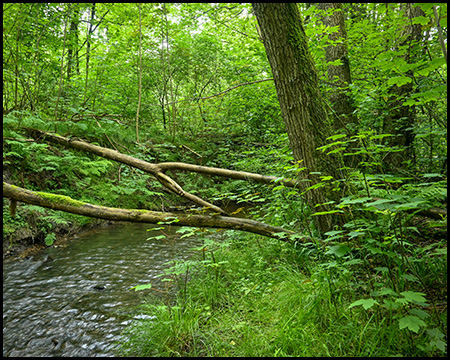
3, 222, 208, 357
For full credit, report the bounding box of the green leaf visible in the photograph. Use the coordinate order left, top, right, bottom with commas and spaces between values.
349, 298, 379, 310
398, 291, 427, 304
412, 15, 430, 25
401, 274, 419, 283
343, 259, 363, 266
311, 209, 343, 216
326, 244, 351, 257
369, 134, 393, 140
324, 230, 345, 237
410, 308, 430, 320
376, 287, 398, 296
427, 328, 447, 353
348, 231, 365, 239
393, 200, 426, 210
387, 76, 412, 87
422, 173, 443, 178
398, 315, 426, 333
338, 196, 372, 207
382, 299, 402, 310
364, 198, 396, 210
326, 134, 347, 141
131, 283, 152, 291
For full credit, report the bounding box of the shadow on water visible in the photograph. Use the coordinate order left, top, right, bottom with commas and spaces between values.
3, 222, 214, 357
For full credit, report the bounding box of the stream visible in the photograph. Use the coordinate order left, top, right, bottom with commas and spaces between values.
3, 222, 210, 357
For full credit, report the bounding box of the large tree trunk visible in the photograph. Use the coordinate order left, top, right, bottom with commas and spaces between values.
252, 3, 343, 234
3, 182, 295, 240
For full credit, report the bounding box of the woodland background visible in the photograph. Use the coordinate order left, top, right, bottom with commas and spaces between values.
3, 3, 447, 357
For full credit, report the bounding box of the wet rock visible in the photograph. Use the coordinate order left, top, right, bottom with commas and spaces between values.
92, 285, 107, 291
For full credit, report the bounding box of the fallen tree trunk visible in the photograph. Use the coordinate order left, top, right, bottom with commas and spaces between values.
415, 207, 447, 220
3, 182, 296, 240
25, 128, 299, 216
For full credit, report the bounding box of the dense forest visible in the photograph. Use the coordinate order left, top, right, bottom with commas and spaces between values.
3, 3, 447, 357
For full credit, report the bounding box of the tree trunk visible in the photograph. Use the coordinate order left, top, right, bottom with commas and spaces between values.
252, 3, 343, 234
383, 4, 425, 172
54, 3, 70, 126
83, 3, 96, 106
317, 3, 357, 132
135, 3, 142, 143
3, 182, 295, 240
67, 7, 80, 81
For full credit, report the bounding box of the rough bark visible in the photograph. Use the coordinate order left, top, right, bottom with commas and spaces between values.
317, 3, 358, 133
252, 3, 344, 233
3, 182, 295, 240
383, 4, 425, 172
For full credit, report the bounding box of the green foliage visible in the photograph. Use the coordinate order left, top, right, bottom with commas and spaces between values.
2, 2, 446, 356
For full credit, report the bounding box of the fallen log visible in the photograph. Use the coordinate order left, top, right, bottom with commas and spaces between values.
25, 128, 229, 215
3, 182, 296, 240
25, 128, 299, 215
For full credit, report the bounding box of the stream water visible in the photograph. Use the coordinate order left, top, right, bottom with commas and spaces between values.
3, 222, 209, 357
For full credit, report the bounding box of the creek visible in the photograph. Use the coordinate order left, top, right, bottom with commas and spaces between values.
3, 221, 211, 357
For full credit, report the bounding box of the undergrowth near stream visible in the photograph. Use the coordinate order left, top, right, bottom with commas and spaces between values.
3, 4, 446, 356
119, 132, 447, 357
119, 225, 446, 357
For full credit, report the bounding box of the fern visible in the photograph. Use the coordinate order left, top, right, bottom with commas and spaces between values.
42, 215, 69, 226
402, 182, 447, 207
419, 186, 447, 205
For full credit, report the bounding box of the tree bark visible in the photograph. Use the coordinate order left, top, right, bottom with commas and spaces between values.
317, 3, 357, 133
135, 3, 142, 143
252, 3, 343, 234
67, 6, 80, 80
383, 4, 425, 172
83, 3, 96, 106
3, 182, 295, 240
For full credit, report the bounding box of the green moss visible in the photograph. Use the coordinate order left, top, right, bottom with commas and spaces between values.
37, 192, 85, 207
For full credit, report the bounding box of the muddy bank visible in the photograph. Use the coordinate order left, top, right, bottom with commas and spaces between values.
3, 213, 110, 261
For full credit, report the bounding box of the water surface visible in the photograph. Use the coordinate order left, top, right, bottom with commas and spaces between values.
3, 222, 206, 357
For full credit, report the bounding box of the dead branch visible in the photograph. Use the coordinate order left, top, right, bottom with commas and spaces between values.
24, 128, 300, 207
25, 128, 229, 215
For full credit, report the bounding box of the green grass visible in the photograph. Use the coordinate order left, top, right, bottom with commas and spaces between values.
118, 229, 447, 357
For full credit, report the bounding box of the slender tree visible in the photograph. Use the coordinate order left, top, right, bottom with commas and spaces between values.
67, 6, 80, 81
383, 4, 425, 172
135, 3, 143, 143
83, 3, 96, 106
317, 3, 357, 132
163, 3, 177, 139
54, 4, 71, 126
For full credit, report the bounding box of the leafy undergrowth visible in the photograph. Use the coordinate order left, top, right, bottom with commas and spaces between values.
116, 129, 447, 357
118, 212, 446, 357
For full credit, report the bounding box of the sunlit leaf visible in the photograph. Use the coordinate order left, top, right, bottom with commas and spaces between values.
398, 315, 426, 333
349, 298, 379, 310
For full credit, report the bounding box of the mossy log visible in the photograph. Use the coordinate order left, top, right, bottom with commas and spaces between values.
3, 182, 296, 240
